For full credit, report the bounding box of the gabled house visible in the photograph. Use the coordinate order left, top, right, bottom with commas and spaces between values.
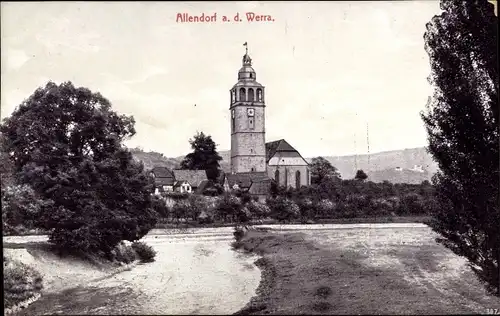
150, 166, 175, 194
172, 169, 208, 193
173, 180, 192, 194
224, 172, 271, 202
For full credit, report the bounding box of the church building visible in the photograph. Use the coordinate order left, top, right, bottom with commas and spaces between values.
224, 44, 310, 198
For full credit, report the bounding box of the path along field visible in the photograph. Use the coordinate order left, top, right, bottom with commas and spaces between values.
235, 223, 500, 315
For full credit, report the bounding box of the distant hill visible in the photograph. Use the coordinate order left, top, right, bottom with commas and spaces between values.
130, 146, 438, 184
307, 147, 439, 183
129, 148, 182, 171
367, 168, 433, 185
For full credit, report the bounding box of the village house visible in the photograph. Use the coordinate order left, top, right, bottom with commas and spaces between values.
150, 167, 209, 195
224, 172, 271, 202
150, 167, 175, 194
172, 169, 208, 194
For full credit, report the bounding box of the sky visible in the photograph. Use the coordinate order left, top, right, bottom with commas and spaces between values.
1, 1, 456, 158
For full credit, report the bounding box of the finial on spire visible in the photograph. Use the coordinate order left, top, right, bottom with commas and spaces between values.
242, 42, 252, 66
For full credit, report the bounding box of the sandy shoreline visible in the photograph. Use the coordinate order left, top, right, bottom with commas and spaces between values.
5, 234, 261, 315
233, 229, 500, 315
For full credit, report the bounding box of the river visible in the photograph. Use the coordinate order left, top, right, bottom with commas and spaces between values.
10, 227, 261, 315
8, 223, 432, 315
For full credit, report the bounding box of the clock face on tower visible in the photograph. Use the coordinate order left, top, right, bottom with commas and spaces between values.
247, 108, 255, 117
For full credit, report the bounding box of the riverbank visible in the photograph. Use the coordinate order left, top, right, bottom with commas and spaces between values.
3, 216, 431, 236
154, 215, 431, 230
9, 232, 261, 315
233, 229, 500, 315
3, 241, 139, 314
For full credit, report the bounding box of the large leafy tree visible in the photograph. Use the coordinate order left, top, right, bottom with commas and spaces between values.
421, 0, 499, 295
0, 81, 158, 254
180, 131, 222, 181
309, 156, 341, 184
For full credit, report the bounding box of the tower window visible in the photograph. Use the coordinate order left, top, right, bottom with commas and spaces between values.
249, 73, 253, 79
248, 88, 255, 101
232, 110, 235, 131
231, 90, 235, 103
239, 88, 246, 101
251, 167, 255, 172
249, 118, 254, 129
275, 170, 280, 183
257, 88, 263, 102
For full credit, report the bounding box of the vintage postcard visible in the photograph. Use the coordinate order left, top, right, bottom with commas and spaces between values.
1, 1, 499, 315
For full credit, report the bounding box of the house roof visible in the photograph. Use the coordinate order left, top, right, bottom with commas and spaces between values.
150, 166, 174, 178
173, 180, 189, 188
265, 139, 299, 162
172, 169, 208, 188
225, 172, 270, 189
154, 177, 175, 186
195, 180, 211, 194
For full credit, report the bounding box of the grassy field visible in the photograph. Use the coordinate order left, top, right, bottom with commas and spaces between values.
234, 226, 500, 315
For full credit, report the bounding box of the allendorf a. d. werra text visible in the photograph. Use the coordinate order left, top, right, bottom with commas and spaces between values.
176, 12, 275, 23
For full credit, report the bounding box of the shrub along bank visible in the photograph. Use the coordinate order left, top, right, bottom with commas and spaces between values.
4, 256, 44, 311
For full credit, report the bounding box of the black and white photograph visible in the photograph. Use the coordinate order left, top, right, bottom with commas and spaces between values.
1, 1, 499, 315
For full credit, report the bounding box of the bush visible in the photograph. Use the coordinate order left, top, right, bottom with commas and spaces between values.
171, 200, 190, 223
315, 199, 336, 218
233, 225, 247, 243
240, 192, 253, 204
203, 183, 224, 196
296, 198, 314, 221
267, 197, 300, 222
3, 257, 44, 309
111, 242, 137, 264
151, 195, 169, 218
246, 200, 271, 219
398, 193, 425, 215
370, 198, 394, 217
215, 193, 241, 222
131, 241, 157, 263
198, 210, 214, 224
187, 194, 208, 221
237, 206, 253, 223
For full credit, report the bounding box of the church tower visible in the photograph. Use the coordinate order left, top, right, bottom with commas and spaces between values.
230, 44, 266, 174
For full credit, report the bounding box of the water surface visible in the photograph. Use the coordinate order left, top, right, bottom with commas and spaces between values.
11, 230, 261, 315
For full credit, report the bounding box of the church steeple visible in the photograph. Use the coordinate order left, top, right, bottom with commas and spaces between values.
238, 42, 256, 81
229, 44, 266, 175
